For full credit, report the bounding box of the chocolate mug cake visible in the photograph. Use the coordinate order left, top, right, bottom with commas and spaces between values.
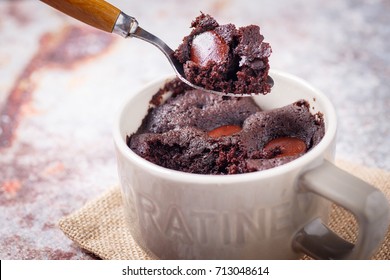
128, 15, 324, 174
174, 13, 272, 95
127, 78, 325, 174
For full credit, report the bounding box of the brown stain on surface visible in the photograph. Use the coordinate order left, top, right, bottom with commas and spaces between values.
2, 179, 22, 195
7, 1, 33, 26
0, 25, 116, 149
41, 162, 66, 177
1, 235, 78, 259
19, 213, 35, 228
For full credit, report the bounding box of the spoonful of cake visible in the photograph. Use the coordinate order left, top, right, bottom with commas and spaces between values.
41, 0, 274, 96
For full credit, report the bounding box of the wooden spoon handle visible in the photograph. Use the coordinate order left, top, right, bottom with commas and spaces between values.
41, 0, 121, 33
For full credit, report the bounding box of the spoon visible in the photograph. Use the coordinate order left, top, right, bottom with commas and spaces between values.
40, 0, 274, 96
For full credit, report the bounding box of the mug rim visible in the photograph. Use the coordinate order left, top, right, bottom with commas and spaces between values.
113, 69, 337, 184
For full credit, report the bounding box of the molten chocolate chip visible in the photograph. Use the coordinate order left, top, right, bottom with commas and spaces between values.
208, 125, 241, 138
263, 137, 307, 158
190, 31, 229, 66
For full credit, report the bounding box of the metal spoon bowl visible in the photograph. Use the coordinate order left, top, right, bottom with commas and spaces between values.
41, 0, 273, 96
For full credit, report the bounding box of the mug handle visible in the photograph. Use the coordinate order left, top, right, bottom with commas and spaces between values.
293, 160, 390, 259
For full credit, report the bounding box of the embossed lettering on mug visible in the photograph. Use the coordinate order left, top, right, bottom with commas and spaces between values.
164, 206, 193, 244
136, 191, 293, 246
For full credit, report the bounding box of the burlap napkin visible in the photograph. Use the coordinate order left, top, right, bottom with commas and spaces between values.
58, 160, 390, 260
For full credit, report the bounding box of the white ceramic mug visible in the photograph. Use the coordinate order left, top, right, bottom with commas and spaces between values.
113, 70, 389, 259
